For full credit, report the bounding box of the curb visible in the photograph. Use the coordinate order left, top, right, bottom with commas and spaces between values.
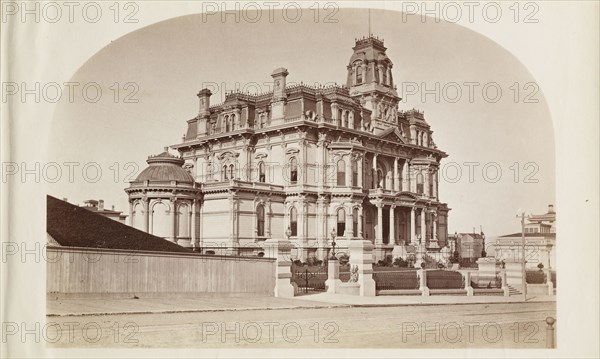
46, 298, 556, 317
46, 304, 350, 317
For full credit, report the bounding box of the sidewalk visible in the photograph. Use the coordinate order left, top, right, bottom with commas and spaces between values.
47, 293, 555, 317
46, 295, 348, 317
293, 292, 556, 307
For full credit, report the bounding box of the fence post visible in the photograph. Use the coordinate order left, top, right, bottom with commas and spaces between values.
325, 258, 341, 293
464, 271, 474, 296
545, 317, 556, 348
263, 238, 296, 297
501, 270, 510, 296
419, 269, 429, 296
544, 268, 554, 295
348, 239, 376, 296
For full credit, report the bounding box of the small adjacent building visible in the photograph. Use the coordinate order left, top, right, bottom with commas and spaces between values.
80, 199, 127, 224
494, 204, 556, 269
448, 231, 485, 261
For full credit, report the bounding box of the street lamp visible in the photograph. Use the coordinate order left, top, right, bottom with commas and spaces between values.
517, 211, 528, 299
330, 227, 337, 259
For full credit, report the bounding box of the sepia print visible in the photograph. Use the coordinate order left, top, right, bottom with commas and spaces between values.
1, 1, 598, 358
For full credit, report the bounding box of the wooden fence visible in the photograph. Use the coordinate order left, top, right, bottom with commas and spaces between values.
46, 246, 276, 297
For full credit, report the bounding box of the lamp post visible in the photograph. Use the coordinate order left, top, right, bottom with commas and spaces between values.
330, 227, 337, 259
517, 211, 528, 299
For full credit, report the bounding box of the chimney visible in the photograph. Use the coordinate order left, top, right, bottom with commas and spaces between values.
111, 205, 115, 210
197, 89, 212, 117
270, 68, 288, 121
271, 67, 289, 100
196, 89, 212, 137
98, 200, 104, 211
548, 204, 555, 213
62, 198, 68, 202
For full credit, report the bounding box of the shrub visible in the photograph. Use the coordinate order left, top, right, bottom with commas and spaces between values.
205, 250, 215, 255
393, 257, 409, 268
338, 253, 350, 266
384, 255, 393, 267
293, 259, 303, 267
306, 257, 322, 267
526, 270, 546, 284
257, 252, 265, 258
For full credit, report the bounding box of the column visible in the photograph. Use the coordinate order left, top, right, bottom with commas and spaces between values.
424, 166, 430, 197
393, 158, 400, 192
376, 203, 384, 245
372, 154, 378, 188
358, 155, 364, 187
402, 161, 409, 192
410, 207, 416, 244
433, 171, 438, 199
420, 208, 427, 243
316, 196, 326, 259
128, 200, 134, 226
266, 201, 272, 238
190, 199, 197, 248
345, 205, 354, 238
358, 207, 364, 238
143, 198, 150, 233
389, 205, 396, 245
317, 136, 326, 189
198, 200, 204, 250
148, 201, 153, 234
345, 156, 352, 187
170, 199, 177, 243
410, 164, 417, 193
432, 212, 438, 240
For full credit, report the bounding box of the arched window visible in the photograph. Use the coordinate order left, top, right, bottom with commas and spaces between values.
132, 202, 144, 231
177, 204, 190, 238
356, 66, 363, 84
337, 208, 346, 236
229, 164, 235, 180
151, 202, 169, 238
352, 160, 358, 186
206, 163, 213, 181
352, 208, 359, 236
223, 165, 228, 180
290, 207, 298, 236
258, 162, 266, 183
416, 172, 424, 194
256, 205, 265, 237
289, 157, 298, 184
337, 159, 346, 186
371, 169, 376, 189
225, 115, 230, 132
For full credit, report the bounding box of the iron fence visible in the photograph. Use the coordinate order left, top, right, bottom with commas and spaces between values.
373, 270, 419, 291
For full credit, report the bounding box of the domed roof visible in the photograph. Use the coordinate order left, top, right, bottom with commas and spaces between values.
134, 150, 194, 183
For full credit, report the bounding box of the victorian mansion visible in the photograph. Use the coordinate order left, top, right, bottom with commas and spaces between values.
125, 36, 450, 262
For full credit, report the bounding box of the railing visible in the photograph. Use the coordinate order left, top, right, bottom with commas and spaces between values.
373, 270, 419, 291
470, 272, 502, 289
291, 264, 328, 294
426, 270, 464, 289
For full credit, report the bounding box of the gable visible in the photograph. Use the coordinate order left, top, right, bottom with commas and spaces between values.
379, 127, 407, 144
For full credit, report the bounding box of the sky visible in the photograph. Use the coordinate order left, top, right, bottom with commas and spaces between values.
47, 8, 555, 238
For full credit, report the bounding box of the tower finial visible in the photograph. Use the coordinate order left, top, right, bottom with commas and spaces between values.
368, 8, 371, 37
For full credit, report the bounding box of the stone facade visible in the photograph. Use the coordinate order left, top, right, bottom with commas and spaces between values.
127, 36, 450, 262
